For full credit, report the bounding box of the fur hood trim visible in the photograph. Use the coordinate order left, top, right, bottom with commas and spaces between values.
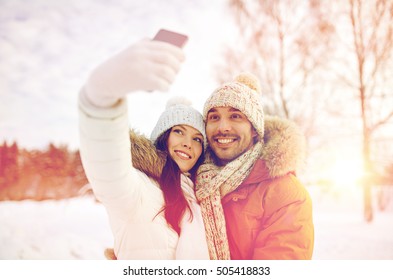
130, 116, 306, 180
261, 115, 306, 178
129, 130, 166, 182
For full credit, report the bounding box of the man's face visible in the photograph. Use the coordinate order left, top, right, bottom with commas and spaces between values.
206, 107, 257, 166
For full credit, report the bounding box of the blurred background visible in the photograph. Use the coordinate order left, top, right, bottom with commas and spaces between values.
1, 0, 392, 259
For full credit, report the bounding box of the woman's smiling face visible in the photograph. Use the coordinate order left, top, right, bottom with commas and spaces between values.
167, 125, 204, 172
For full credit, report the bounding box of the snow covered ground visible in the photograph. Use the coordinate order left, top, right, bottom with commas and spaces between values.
310, 187, 393, 260
0, 187, 392, 260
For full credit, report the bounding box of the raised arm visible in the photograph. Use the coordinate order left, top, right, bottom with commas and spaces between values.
78, 38, 185, 216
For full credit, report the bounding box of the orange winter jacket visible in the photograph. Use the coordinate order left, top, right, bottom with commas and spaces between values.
222, 116, 314, 260
222, 160, 314, 259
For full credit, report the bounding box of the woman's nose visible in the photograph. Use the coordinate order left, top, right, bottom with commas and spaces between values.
182, 138, 192, 149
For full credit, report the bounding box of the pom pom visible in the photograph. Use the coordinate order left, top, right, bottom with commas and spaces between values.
166, 96, 192, 109
235, 72, 261, 94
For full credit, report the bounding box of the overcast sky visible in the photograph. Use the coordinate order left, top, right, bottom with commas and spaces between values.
0, 0, 235, 150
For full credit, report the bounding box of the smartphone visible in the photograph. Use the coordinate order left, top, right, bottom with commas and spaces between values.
153, 29, 188, 48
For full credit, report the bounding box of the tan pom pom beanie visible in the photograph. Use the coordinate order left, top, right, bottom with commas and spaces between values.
203, 72, 264, 139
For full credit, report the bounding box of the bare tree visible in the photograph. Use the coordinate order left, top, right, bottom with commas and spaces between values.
219, 0, 393, 222
343, 0, 393, 222
217, 0, 335, 136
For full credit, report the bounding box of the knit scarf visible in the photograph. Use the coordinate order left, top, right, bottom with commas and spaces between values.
195, 141, 263, 259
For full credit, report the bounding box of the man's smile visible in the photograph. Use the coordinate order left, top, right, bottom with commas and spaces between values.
215, 138, 237, 144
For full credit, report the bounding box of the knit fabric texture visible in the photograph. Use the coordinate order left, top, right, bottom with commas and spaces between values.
150, 97, 205, 144
196, 141, 263, 259
203, 72, 264, 139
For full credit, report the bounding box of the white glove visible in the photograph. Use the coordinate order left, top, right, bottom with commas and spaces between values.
84, 38, 185, 107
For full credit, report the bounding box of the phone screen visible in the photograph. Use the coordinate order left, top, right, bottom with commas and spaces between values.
153, 29, 188, 48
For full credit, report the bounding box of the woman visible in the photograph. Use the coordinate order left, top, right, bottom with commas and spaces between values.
78, 38, 209, 259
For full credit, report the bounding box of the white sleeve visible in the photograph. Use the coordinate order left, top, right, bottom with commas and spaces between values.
78, 88, 147, 219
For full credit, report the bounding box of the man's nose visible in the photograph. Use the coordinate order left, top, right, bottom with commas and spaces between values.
218, 118, 231, 133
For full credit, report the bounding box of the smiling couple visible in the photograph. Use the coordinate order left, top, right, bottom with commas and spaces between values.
78, 38, 314, 260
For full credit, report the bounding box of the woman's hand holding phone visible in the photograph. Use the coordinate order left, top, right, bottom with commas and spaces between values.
84, 30, 187, 108
153, 29, 188, 48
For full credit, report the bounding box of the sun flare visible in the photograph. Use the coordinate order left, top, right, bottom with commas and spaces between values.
330, 158, 364, 188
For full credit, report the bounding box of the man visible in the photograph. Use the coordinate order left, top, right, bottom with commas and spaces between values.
196, 73, 314, 260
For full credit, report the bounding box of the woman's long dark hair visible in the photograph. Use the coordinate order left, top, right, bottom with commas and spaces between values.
155, 128, 205, 235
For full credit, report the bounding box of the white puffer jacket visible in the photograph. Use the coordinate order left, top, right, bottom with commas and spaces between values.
78, 91, 209, 260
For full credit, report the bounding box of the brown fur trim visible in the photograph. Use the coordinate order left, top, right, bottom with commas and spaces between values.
129, 129, 166, 182
261, 115, 306, 178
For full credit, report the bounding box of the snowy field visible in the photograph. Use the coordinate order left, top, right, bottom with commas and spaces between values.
0, 187, 392, 260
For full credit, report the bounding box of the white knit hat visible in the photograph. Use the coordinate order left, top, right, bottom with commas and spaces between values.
203, 72, 264, 139
150, 97, 205, 144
